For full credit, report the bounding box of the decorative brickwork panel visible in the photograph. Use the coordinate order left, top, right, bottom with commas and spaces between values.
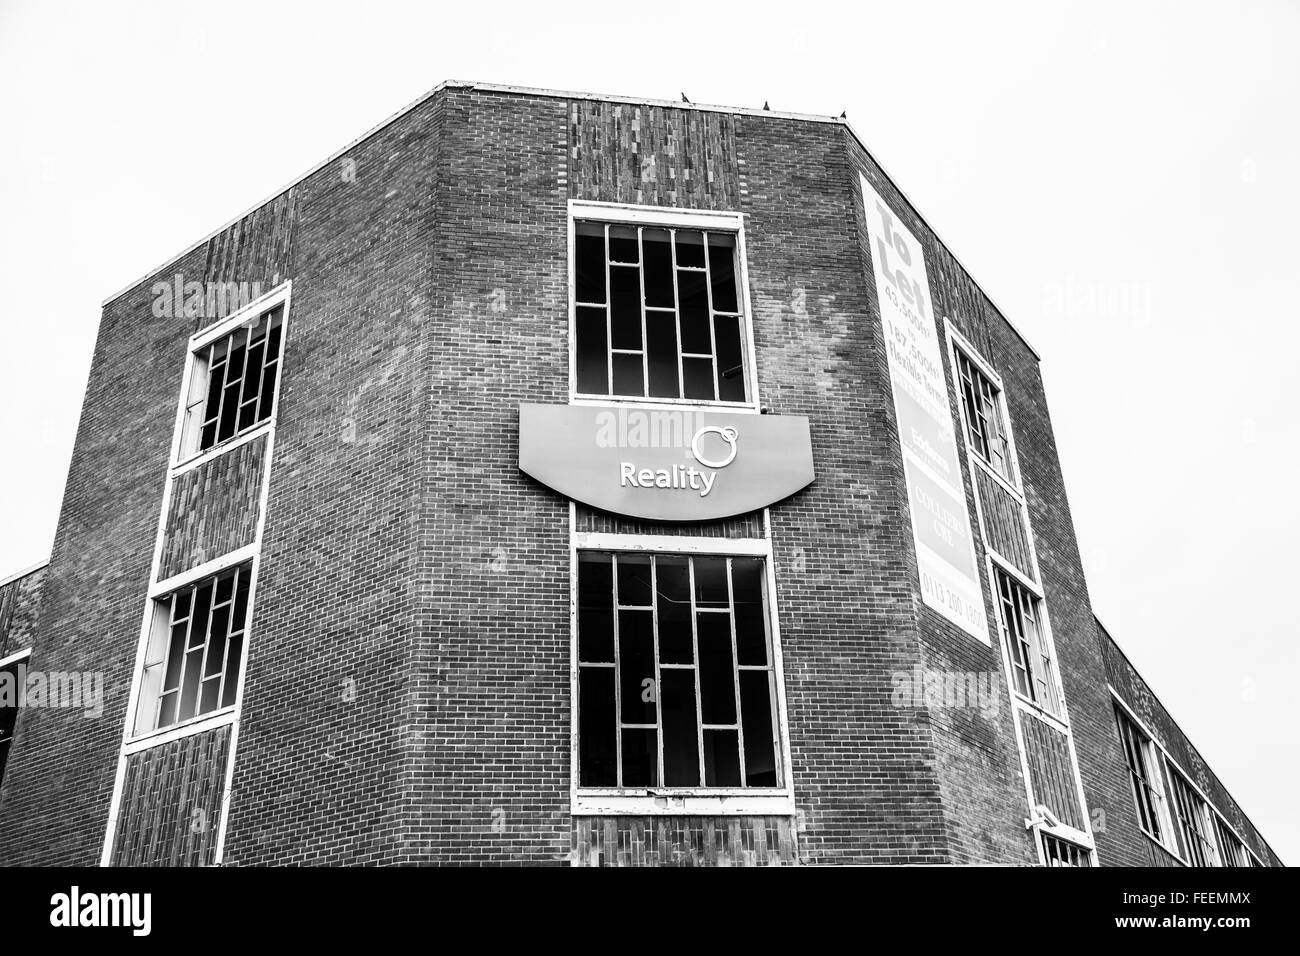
158, 435, 266, 581
1021, 713, 1084, 830
572, 815, 797, 866
975, 468, 1034, 580
569, 100, 741, 209
109, 723, 231, 866
574, 504, 765, 539
200, 189, 297, 322
0, 565, 44, 659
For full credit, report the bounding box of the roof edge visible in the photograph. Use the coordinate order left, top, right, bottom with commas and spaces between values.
1094, 612, 1283, 864
0, 557, 51, 590
97, 79, 1041, 359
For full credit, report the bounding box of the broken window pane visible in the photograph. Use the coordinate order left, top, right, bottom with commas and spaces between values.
661, 669, 700, 787
618, 609, 656, 724
193, 306, 284, 455
675, 229, 706, 267
707, 233, 738, 312
579, 667, 617, 787
642, 228, 674, 308
572, 219, 750, 402
575, 223, 606, 304
575, 306, 609, 395
703, 730, 742, 787
576, 552, 782, 791
740, 671, 777, 786
621, 728, 658, 786
609, 266, 642, 350
578, 552, 614, 663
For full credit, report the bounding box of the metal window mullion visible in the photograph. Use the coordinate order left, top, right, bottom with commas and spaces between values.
205, 347, 229, 434
670, 229, 685, 400
604, 226, 614, 396
702, 231, 720, 400
154, 592, 182, 730
611, 553, 623, 788
689, 558, 706, 788
213, 567, 242, 707
637, 227, 650, 399
649, 556, 664, 788
233, 323, 254, 424
187, 578, 221, 722
726, 557, 747, 787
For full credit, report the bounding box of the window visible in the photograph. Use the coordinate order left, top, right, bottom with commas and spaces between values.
573, 220, 748, 403
133, 563, 251, 736
180, 305, 284, 457
1114, 705, 1170, 846
1168, 767, 1220, 866
993, 568, 1062, 716
576, 551, 780, 789
1041, 832, 1092, 866
0, 657, 20, 787
1213, 816, 1251, 868
955, 348, 1014, 483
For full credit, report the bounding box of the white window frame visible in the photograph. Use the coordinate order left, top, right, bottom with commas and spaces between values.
171, 283, 292, 473
101, 282, 290, 865
1110, 687, 1266, 867
569, 520, 795, 816
567, 200, 761, 414
1113, 697, 1177, 853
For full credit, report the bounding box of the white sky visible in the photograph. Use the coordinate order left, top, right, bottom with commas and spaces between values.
1, 0, 1296, 862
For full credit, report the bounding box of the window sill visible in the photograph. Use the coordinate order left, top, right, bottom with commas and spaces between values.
1013, 693, 1069, 731
573, 790, 794, 816
1141, 827, 1184, 863
172, 420, 274, 476
570, 394, 759, 414
124, 706, 236, 755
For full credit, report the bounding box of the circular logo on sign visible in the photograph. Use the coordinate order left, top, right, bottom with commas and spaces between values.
692, 425, 739, 469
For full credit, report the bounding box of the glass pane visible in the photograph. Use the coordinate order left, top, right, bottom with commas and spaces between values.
682, 357, 714, 401
609, 266, 642, 350
675, 229, 705, 267
221, 632, 243, 708
214, 570, 235, 605
612, 353, 644, 397
163, 622, 187, 691
677, 269, 711, 353
697, 613, 736, 724
256, 358, 279, 422
656, 556, 693, 664
661, 669, 700, 787
714, 314, 746, 402
642, 228, 674, 308
157, 692, 178, 729
578, 553, 615, 662
703, 729, 741, 787
179, 649, 203, 721
579, 667, 617, 787
204, 631, 227, 679
617, 553, 652, 607
732, 558, 767, 665
693, 556, 730, 608
618, 610, 656, 724
575, 225, 606, 304
707, 233, 738, 312
621, 728, 658, 787
575, 306, 609, 394
645, 311, 680, 398
740, 671, 778, 786
189, 584, 213, 649
199, 677, 221, 714
609, 225, 639, 264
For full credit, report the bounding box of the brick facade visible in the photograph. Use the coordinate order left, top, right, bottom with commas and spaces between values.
0, 82, 1280, 866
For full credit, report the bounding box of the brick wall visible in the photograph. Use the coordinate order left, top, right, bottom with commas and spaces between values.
0, 82, 1279, 866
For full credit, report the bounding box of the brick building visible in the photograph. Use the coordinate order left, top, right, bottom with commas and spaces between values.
0, 81, 1281, 866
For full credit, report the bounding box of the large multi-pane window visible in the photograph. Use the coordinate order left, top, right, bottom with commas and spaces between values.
1214, 816, 1251, 867
1168, 767, 1220, 866
573, 221, 748, 403
1041, 832, 1092, 866
134, 563, 251, 735
0, 658, 20, 787
180, 306, 284, 458
993, 568, 1062, 716
1114, 706, 1169, 844
576, 551, 781, 789
955, 348, 1014, 483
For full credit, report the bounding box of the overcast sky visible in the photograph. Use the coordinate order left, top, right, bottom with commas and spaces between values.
1, 0, 1296, 862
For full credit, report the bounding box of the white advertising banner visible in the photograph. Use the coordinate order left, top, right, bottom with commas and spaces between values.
861, 174, 989, 643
